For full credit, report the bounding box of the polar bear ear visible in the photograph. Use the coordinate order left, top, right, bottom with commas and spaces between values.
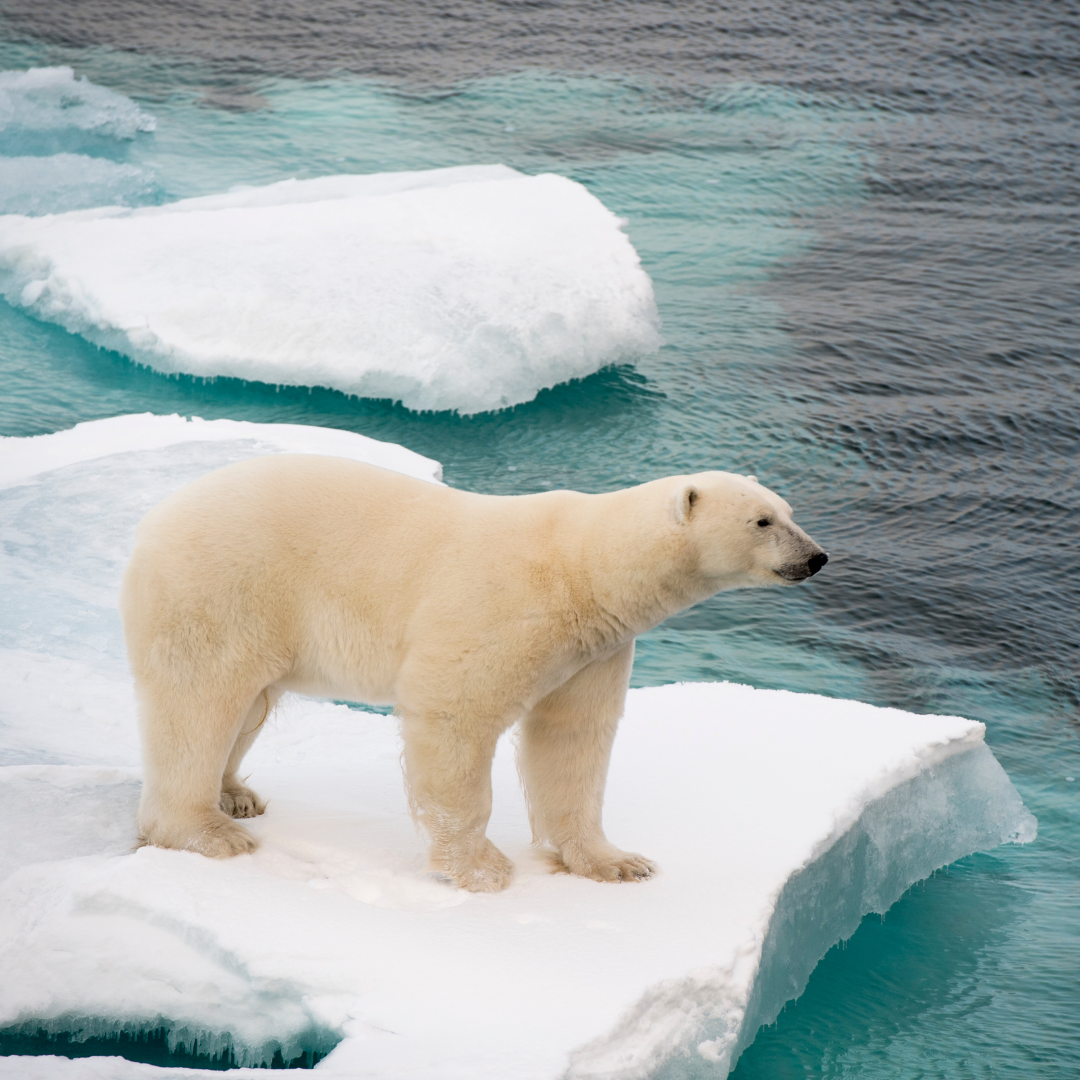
745, 474, 758, 483
671, 483, 700, 525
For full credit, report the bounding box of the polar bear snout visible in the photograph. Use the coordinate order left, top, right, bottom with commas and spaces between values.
779, 548, 828, 582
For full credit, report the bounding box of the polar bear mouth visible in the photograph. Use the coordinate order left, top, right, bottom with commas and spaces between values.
776, 567, 810, 583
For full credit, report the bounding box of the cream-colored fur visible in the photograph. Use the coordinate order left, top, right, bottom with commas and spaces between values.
120, 456, 826, 891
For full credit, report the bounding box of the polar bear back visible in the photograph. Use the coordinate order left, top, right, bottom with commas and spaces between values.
122, 454, 601, 710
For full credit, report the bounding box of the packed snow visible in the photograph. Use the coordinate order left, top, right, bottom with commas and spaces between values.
0, 416, 1035, 1078
0, 159, 661, 413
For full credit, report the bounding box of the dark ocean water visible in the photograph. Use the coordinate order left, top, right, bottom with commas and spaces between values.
0, 1, 1077, 1075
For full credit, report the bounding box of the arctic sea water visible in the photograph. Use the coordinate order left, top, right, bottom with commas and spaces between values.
0, 2, 1076, 1076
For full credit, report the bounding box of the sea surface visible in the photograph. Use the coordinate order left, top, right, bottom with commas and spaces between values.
0, 1, 1077, 1075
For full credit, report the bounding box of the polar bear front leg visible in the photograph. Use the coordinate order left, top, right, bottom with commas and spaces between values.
400, 712, 514, 893
518, 643, 656, 883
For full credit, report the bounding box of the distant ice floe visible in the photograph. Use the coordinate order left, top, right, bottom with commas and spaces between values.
0, 67, 156, 145
0, 164, 662, 413
0, 416, 1035, 1078
0, 66, 159, 219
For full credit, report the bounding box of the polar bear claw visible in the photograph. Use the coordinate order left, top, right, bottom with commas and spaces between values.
220, 784, 265, 819
545, 844, 657, 883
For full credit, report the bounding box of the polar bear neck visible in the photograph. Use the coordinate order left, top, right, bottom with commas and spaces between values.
555, 487, 711, 643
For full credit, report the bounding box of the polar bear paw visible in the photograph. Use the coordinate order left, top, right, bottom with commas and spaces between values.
191, 814, 260, 858
433, 838, 515, 893
547, 845, 657, 883
139, 810, 259, 859
220, 783, 266, 819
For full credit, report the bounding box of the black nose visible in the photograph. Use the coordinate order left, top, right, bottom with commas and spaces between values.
807, 552, 828, 576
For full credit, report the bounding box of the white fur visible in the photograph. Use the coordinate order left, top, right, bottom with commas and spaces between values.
121, 456, 825, 891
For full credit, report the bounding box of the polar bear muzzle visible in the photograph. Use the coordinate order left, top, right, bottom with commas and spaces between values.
779, 549, 829, 582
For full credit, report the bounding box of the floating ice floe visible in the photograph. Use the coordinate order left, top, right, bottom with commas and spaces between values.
0, 165, 662, 413
0, 67, 156, 146
0, 415, 1035, 1079
0, 67, 158, 220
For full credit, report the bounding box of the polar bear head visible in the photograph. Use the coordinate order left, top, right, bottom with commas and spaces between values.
668, 471, 827, 591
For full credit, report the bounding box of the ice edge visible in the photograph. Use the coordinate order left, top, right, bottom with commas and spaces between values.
567, 738, 1036, 1080
0, 413, 444, 489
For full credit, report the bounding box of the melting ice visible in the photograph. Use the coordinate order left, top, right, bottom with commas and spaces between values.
0, 67, 158, 215
0, 416, 1035, 1078
0, 66, 155, 147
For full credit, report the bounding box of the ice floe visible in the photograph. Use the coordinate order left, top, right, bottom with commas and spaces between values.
0, 67, 158, 224
0, 164, 661, 413
0, 67, 155, 148
0, 416, 1035, 1078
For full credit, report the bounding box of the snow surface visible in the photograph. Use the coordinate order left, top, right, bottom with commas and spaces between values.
0, 163, 661, 413
0, 416, 1036, 1078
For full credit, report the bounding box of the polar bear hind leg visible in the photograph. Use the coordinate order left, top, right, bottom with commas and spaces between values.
518, 643, 656, 882
137, 681, 269, 857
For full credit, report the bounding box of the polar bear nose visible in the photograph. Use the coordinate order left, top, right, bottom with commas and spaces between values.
807, 552, 828, 576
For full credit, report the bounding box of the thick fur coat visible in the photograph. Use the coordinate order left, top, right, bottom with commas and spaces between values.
121, 455, 826, 891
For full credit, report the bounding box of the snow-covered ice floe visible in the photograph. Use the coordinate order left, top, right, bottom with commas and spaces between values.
0, 416, 1035, 1079
0, 164, 661, 414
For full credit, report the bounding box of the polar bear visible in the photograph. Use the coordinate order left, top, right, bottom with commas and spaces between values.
121, 456, 827, 892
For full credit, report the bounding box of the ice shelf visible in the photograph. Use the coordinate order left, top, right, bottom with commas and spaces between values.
0, 416, 1035, 1079
0, 161, 661, 414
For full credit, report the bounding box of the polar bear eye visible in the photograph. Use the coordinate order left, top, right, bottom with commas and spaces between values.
757, 517, 771, 527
